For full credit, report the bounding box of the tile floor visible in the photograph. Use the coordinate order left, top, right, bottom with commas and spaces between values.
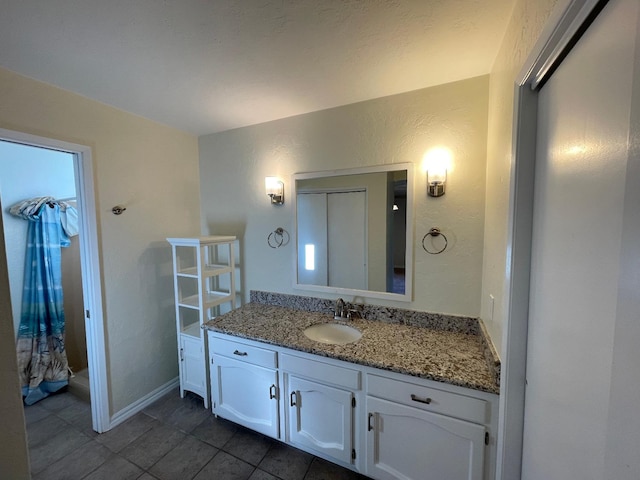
25, 388, 369, 480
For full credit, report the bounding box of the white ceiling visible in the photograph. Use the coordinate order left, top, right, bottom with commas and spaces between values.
0, 0, 515, 136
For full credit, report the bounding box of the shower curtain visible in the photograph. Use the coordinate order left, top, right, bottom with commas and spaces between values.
12, 198, 73, 405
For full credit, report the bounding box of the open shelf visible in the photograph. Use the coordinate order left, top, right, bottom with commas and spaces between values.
178, 291, 233, 309
177, 264, 233, 278
168, 235, 238, 409
181, 321, 201, 338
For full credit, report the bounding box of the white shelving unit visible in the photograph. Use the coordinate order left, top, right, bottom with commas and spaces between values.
167, 235, 237, 407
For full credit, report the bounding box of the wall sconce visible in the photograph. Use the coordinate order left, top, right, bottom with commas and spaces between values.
265, 176, 284, 205
427, 168, 447, 197
423, 147, 451, 198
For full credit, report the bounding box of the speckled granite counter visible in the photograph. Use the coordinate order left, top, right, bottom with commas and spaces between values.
204, 302, 500, 395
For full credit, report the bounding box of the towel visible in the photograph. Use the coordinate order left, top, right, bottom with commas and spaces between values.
9, 196, 79, 237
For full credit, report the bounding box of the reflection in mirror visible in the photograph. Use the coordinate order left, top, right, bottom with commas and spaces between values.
293, 164, 413, 302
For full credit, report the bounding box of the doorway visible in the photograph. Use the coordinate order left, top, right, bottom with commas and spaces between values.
0, 128, 109, 432
0, 140, 90, 399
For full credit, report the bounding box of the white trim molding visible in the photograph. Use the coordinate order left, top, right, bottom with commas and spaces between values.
518, 0, 606, 89
109, 377, 179, 429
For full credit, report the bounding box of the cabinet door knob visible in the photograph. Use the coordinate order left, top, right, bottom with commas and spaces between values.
410, 394, 432, 405
180, 348, 184, 361
269, 384, 277, 400
290, 391, 297, 407
233, 350, 248, 356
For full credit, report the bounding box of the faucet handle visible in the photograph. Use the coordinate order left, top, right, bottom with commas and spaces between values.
346, 307, 362, 319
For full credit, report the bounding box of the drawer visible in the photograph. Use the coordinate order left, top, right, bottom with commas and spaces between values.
280, 353, 360, 390
367, 374, 487, 424
209, 334, 277, 368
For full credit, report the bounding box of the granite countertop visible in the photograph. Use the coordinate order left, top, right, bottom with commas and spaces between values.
204, 302, 500, 394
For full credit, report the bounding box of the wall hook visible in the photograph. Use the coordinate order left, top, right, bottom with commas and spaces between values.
112, 205, 127, 215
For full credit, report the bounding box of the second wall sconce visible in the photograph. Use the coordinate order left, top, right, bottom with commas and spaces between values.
265, 176, 284, 205
427, 168, 447, 197
423, 147, 451, 198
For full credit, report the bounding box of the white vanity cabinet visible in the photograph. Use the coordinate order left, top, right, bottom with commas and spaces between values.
208, 334, 279, 438
205, 331, 498, 480
366, 374, 489, 480
281, 353, 359, 466
167, 236, 237, 408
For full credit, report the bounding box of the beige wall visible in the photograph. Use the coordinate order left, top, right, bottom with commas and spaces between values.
481, 0, 565, 353
0, 213, 29, 479
199, 76, 489, 317
0, 66, 201, 414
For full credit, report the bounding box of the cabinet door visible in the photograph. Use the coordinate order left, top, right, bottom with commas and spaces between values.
287, 375, 353, 465
210, 354, 279, 439
180, 335, 206, 401
366, 397, 485, 480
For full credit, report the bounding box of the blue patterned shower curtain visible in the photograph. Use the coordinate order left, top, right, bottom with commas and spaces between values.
15, 202, 71, 405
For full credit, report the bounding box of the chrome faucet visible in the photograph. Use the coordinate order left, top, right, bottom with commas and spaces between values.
335, 298, 346, 319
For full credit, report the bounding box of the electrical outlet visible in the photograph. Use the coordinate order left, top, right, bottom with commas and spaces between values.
489, 294, 495, 321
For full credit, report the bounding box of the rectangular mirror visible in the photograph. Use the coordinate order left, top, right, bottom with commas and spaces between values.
293, 163, 413, 302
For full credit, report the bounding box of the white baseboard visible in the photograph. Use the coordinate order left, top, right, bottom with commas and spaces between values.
108, 377, 179, 430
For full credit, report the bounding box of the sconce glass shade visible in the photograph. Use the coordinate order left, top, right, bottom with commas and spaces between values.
427, 169, 446, 197
265, 176, 284, 205
423, 147, 451, 198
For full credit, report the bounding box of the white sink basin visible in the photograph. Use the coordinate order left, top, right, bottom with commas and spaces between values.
303, 323, 362, 345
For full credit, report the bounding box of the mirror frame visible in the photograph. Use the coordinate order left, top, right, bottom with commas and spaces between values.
292, 163, 414, 302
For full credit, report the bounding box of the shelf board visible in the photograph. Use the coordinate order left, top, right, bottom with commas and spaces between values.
204, 291, 234, 307
167, 236, 237, 247
178, 291, 233, 309
178, 295, 200, 309
181, 322, 201, 338
177, 264, 233, 278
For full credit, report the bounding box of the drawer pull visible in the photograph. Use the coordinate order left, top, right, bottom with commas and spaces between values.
290, 391, 298, 407
269, 384, 277, 400
411, 394, 432, 405
233, 350, 248, 356
367, 412, 374, 431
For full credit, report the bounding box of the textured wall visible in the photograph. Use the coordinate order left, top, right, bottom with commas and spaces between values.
199, 76, 489, 317
0, 213, 29, 479
481, 0, 564, 354
0, 66, 201, 414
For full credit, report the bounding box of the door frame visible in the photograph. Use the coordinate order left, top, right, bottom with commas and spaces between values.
0, 127, 110, 432
498, 1, 606, 478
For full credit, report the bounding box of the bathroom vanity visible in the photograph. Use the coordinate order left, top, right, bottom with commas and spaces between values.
204, 298, 499, 480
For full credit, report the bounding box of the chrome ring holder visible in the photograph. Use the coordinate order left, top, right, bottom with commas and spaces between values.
267, 227, 290, 248
422, 227, 448, 254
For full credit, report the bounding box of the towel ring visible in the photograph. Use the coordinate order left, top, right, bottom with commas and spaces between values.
267, 227, 290, 249
422, 227, 448, 254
